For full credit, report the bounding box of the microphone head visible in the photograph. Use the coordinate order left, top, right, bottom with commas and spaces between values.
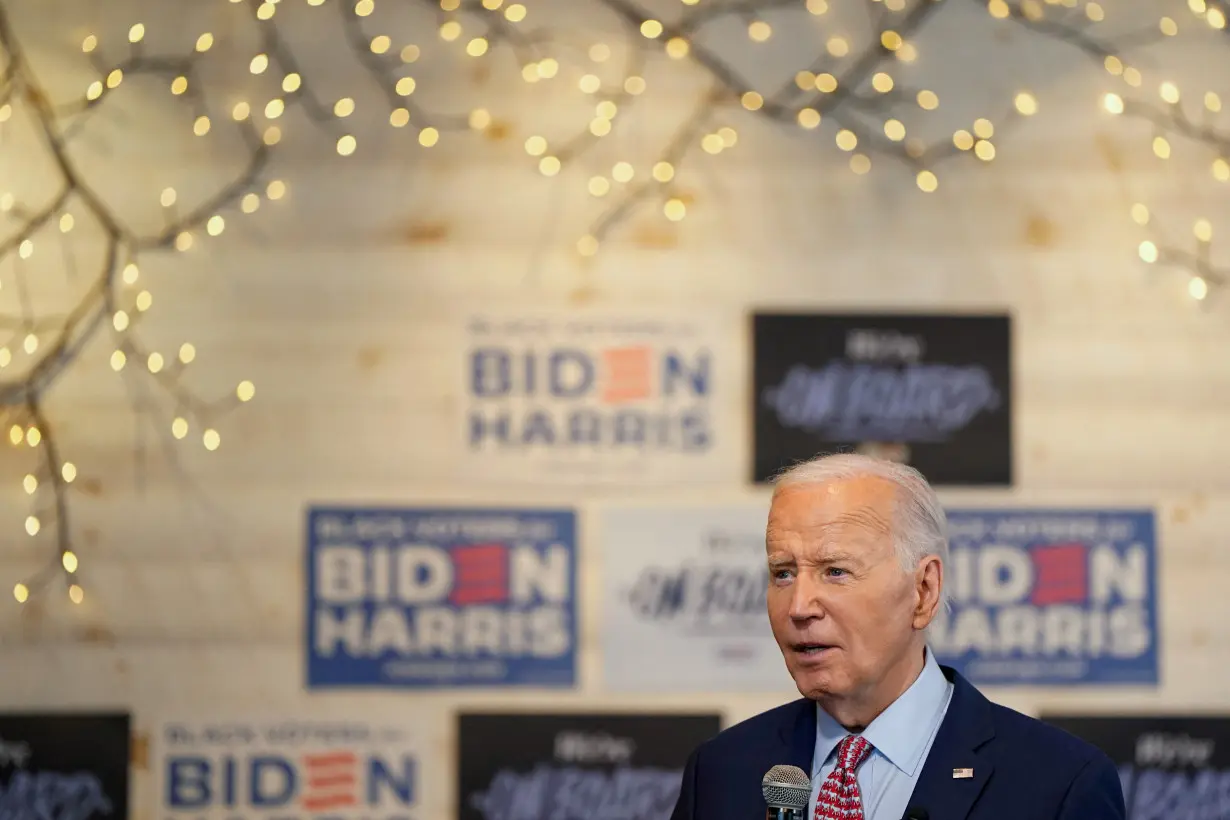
761, 764, 811, 809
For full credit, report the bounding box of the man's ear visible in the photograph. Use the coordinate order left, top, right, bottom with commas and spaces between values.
911, 556, 943, 630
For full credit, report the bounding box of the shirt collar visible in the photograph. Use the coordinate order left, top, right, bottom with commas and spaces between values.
813, 646, 952, 778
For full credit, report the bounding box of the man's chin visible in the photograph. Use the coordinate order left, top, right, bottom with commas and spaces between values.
789, 664, 847, 701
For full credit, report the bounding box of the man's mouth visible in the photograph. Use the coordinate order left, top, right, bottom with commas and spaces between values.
792, 643, 833, 656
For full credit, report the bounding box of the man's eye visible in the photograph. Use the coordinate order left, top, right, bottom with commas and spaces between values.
772, 569, 794, 580
827, 567, 848, 577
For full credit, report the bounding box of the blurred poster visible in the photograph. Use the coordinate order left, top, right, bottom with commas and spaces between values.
156, 716, 423, 819
306, 506, 578, 688
752, 312, 1012, 486
0, 712, 129, 820
458, 713, 720, 820
460, 311, 737, 486
601, 504, 794, 692
929, 509, 1159, 685
1042, 715, 1230, 818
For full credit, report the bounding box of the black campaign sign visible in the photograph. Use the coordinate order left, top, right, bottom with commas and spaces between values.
752, 313, 1012, 485
0, 712, 130, 820
1044, 715, 1230, 818
458, 712, 720, 820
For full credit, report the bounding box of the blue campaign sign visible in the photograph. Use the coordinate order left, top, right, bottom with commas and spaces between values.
928, 509, 1159, 686
305, 507, 578, 688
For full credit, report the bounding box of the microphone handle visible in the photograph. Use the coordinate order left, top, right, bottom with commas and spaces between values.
765, 809, 807, 820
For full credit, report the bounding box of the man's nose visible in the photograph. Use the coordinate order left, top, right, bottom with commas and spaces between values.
787, 571, 826, 622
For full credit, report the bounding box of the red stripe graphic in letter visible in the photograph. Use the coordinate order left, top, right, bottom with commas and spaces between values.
300, 751, 358, 812
1030, 543, 1088, 606
449, 543, 509, 605
601, 346, 653, 404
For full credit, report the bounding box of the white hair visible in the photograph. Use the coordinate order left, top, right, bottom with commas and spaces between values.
772, 452, 951, 614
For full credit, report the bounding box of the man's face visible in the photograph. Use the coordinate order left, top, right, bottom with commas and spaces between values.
765, 477, 924, 702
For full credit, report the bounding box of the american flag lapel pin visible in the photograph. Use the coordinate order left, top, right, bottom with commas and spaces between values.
953, 768, 974, 779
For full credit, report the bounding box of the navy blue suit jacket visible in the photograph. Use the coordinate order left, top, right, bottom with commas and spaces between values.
670, 665, 1125, 820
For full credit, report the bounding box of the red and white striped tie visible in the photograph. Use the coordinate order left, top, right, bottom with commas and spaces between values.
814, 734, 873, 820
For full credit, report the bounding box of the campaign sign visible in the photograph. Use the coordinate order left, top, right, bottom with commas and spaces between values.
601, 504, 795, 692
306, 506, 577, 688
752, 313, 1012, 486
928, 509, 1159, 685
458, 713, 721, 820
157, 718, 421, 820
1042, 715, 1230, 818
0, 712, 129, 820
462, 312, 731, 485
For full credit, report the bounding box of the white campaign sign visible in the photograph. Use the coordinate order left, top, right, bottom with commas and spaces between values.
153, 714, 433, 820
459, 310, 740, 487
601, 503, 796, 692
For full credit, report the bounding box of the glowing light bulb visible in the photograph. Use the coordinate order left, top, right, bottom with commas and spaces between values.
1190, 277, 1209, 300
663, 198, 686, 221
25, 427, 39, 447
22, 474, 36, 494
111, 350, 126, 371
25, 516, 39, 536
62, 552, 78, 572
469, 109, 491, 130
1138, 240, 1158, 263
916, 171, 938, 192
337, 135, 357, 155
334, 98, 356, 117
237, 381, 256, 401
13, 583, 28, 603
62, 462, 76, 482
179, 343, 196, 363
1103, 93, 1124, 114
203, 429, 221, 450
68, 584, 83, 604
641, 20, 663, 38
1014, 92, 1038, 115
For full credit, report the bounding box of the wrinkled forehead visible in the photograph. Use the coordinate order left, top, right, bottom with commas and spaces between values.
766, 477, 899, 551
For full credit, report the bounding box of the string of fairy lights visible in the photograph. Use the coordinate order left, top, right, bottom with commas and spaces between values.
0, 0, 1223, 605
0, 1, 262, 605
1107, 0, 1230, 302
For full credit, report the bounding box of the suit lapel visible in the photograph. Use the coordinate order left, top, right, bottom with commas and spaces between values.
906, 666, 995, 820
783, 697, 817, 773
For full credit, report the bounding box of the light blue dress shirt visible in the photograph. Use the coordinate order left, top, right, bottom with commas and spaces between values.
810, 647, 954, 820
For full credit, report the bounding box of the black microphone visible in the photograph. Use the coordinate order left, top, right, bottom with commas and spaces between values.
903, 807, 929, 820
761, 764, 811, 820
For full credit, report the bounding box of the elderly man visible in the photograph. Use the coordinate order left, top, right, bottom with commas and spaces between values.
669, 453, 1125, 820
